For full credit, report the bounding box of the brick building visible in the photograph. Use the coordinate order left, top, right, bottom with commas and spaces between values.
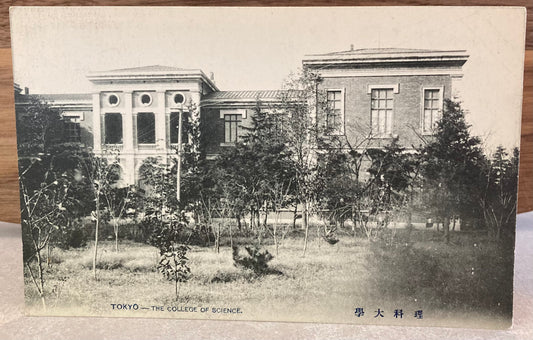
15, 48, 468, 184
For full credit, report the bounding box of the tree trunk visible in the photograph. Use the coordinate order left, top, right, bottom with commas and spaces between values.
178, 274, 180, 301
451, 216, 457, 231
114, 219, 119, 253
406, 209, 413, 240
236, 215, 242, 230
229, 220, 233, 249
36, 250, 46, 310
302, 201, 310, 257
46, 242, 51, 268
274, 211, 280, 256
250, 208, 254, 231
93, 198, 100, 280
292, 205, 298, 230
443, 216, 450, 244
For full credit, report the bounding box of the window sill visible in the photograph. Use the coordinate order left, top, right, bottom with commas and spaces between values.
220, 142, 236, 147
138, 144, 157, 149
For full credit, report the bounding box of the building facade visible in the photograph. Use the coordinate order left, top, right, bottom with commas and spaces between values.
15, 48, 468, 184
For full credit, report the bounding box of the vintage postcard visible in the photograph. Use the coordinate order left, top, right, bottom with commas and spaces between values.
10, 6, 526, 328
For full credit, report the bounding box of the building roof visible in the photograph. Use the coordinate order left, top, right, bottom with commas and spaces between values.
307, 47, 466, 56
201, 90, 303, 106
204, 90, 288, 100
303, 47, 469, 68
94, 65, 196, 74
28, 93, 92, 102
87, 65, 219, 92
16, 93, 92, 110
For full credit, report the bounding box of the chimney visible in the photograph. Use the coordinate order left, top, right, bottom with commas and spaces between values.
209, 72, 215, 81
350, 44, 354, 51
24, 87, 29, 95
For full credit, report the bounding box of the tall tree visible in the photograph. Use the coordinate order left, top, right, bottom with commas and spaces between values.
275, 69, 330, 256
420, 99, 486, 243
480, 146, 519, 240
76, 148, 121, 279
16, 97, 85, 307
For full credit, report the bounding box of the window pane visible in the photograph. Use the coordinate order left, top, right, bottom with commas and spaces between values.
170, 112, 188, 144
424, 110, 432, 132
386, 110, 393, 134
64, 121, 81, 143
379, 109, 386, 133
105, 113, 123, 144
137, 112, 155, 144
423, 90, 440, 132
224, 114, 240, 143
371, 110, 378, 132
433, 109, 442, 127
170, 112, 179, 144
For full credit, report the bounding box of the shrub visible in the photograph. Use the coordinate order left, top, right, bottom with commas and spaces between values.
54, 219, 90, 249
232, 245, 278, 275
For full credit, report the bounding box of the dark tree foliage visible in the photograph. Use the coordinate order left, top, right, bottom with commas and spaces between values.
420, 99, 486, 242
16, 97, 95, 306
232, 245, 277, 276
365, 138, 416, 221
317, 137, 417, 239
480, 146, 519, 241
210, 105, 296, 238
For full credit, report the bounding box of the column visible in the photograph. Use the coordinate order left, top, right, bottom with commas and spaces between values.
122, 92, 134, 153
155, 91, 167, 150
92, 93, 101, 153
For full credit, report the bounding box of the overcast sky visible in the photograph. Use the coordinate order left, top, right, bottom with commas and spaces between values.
10, 6, 526, 151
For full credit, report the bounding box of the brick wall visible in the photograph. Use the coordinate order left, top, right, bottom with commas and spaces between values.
320, 75, 452, 149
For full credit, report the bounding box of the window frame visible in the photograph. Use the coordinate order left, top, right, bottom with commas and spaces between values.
107, 93, 120, 107
104, 112, 123, 145
420, 86, 444, 135
325, 88, 345, 135
136, 112, 156, 145
139, 92, 153, 107
369, 87, 396, 137
64, 120, 81, 143
220, 109, 246, 146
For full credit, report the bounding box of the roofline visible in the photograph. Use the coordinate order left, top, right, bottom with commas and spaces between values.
303, 50, 469, 66
305, 49, 468, 57
87, 69, 219, 92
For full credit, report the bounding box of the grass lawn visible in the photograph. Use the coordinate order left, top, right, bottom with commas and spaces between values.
24, 228, 514, 329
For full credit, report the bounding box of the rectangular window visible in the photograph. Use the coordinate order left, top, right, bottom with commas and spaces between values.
326, 90, 343, 134
105, 113, 123, 144
64, 121, 81, 143
423, 89, 442, 133
170, 111, 189, 144
137, 112, 155, 144
224, 114, 241, 143
371, 89, 393, 135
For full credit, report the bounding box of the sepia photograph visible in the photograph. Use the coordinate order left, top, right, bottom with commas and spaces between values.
9, 6, 526, 329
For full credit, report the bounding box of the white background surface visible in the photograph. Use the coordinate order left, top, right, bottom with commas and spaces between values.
0, 213, 531, 340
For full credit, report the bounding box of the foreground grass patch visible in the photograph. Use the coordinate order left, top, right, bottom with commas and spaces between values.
24, 230, 514, 327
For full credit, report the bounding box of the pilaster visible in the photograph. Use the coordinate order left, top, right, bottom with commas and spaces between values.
123, 92, 134, 152
155, 91, 167, 150
92, 93, 101, 153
